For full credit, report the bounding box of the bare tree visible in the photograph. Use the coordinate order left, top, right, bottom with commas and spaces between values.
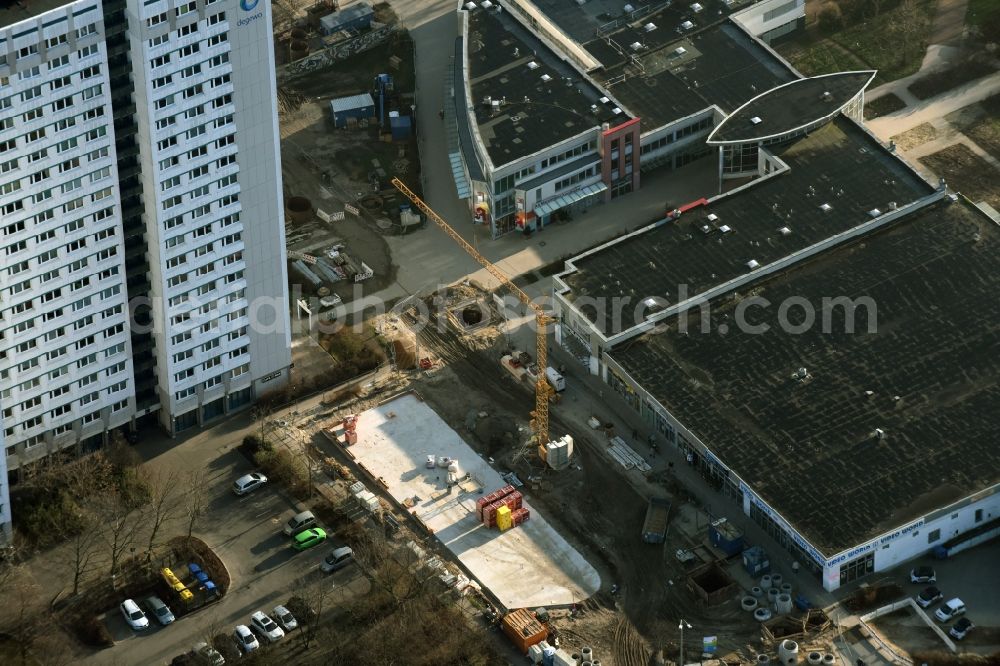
67, 513, 105, 596
352, 529, 437, 608
0, 567, 41, 666
298, 576, 336, 650
183, 469, 209, 541
96, 491, 145, 585
144, 469, 182, 560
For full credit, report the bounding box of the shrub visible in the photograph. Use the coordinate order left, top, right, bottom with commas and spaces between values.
817, 2, 845, 33
74, 616, 113, 648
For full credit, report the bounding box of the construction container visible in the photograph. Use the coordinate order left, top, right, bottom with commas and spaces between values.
743, 545, 771, 576
641, 497, 671, 544
496, 505, 513, 531
501, 608, 547, 654
709, 517, 745, 556
512, 507, 530, 526
348, 481, 365, 495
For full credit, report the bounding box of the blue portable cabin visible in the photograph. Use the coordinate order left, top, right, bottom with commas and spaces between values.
330, 93, 375, 128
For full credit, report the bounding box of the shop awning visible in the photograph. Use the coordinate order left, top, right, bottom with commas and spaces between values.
449, 152, 471, 199
533, 182, 607, 217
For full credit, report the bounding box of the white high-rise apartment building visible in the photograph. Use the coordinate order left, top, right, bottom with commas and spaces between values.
1, 0, 136, 475
0, 0, 290, 540
126, 0, 290, 434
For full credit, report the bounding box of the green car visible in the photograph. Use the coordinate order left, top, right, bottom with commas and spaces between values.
292, 528, 327, 551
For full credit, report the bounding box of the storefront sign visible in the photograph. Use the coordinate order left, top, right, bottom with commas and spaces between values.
826, 518, 924, 567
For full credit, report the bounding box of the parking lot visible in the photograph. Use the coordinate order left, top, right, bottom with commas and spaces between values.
893, 538, 1000, 653
87, 445, 370, 665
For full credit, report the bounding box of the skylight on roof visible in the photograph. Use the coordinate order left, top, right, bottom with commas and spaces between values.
681, 20, 694, 30
540, 74, 552, 82
691, 3, 703, 12
644, 22, 657, 32
750, 116, 762, 125
527, 61, 539, 70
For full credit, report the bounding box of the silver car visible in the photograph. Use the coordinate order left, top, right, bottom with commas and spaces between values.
250, 610, 285, 643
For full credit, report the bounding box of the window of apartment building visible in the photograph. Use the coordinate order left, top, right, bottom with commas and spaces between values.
46, 33, 69, 49
24, 106, 44, 121
18, 44, 38, 59
177, 22, 198, 37
76, 23, 98, 39
208, 12, 226, 25
155, 94, 175, 110
208, 31, 228, 46
79, 43, 99, 58
18, 65, 41, 80
50, 54, 71, 69
147, 12, 168, 28
149, 33, 169, 47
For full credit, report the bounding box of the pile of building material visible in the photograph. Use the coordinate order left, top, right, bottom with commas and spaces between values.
606, 436, 652, 472
322, 414, 358, 446
476, 484, 529, 531
348, 480, 380, 514
545, 435, 574, 470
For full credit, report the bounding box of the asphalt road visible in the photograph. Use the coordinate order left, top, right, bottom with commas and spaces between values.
85, 447, 370, 665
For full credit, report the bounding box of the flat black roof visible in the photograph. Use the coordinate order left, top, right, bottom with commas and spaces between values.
559, 117, 934, 335
708, 71, 876, 144
589, 20, 797, 130
464, 5, 623, 167
609, 198, 1000, 554
1, 0, 73, 30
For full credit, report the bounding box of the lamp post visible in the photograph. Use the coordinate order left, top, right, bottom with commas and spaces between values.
678, 619, 692, 666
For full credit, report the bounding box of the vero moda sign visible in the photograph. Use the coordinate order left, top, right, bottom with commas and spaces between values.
238, 0, 263, 27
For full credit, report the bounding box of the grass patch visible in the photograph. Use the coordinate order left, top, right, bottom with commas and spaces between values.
891, 122, 937, 151
864, 92, 907, 119
920, 143, 1000, 207
908, 60, 998, 100
778, 0, 936, 85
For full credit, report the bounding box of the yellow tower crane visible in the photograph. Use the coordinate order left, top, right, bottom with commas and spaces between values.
391, 177, 556, 459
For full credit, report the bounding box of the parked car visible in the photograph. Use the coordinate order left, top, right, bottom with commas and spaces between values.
283, 510, 317, 536
145, 595, 175, 625
292, 528, 327, 551
250, 611, 285, 643
321, 546, 354, 573
121, 598, 150, 631
934, 598, 966, 622
910, 566, 937, 584
915, 586, 942, 608
949, 617, 974, 640
233, 624, 259, 652
232, 472, 268, 496
192, 641, 226, 666
273, 605, 298, 632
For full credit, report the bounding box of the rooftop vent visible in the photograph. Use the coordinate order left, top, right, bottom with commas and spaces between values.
873, 427, 886, 440
464, 2, 477, 9
630, 41, 644, 51
706, 213, 718, 222
644, 22, 657, 32
691, 2, 704, 12
527, 61, 539, 70
612, 107, 623, 115
599, 96, 610, 104
793, 367, 809, 380
481, 0, 493, 7
681, 20, 695, 30
778, 226, 791, 235
819, 202, 832, 212
821, 91, 833, 101
624, 3, 635, 11
750, 116, 762, 125
746, 259, 759, 270
700, 224, 712, 234
868, 208, 882, 218
540, 74, 552, 82
590, 104, 599, 112
673, 46, 687, 56
719, 224, 732, 234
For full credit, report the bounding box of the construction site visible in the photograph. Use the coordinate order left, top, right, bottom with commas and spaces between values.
273, 1, 423, 311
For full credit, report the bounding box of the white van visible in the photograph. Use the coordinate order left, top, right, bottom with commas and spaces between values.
283, 510, 317, 536
935, 598, 966, 622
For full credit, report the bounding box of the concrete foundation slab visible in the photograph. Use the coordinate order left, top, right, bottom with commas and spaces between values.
349, 392, 600, 609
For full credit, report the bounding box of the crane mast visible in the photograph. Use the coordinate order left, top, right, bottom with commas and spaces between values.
391, 178, 554, 451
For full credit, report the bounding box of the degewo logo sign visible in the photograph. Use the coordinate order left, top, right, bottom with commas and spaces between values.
238, 0, 263, 27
